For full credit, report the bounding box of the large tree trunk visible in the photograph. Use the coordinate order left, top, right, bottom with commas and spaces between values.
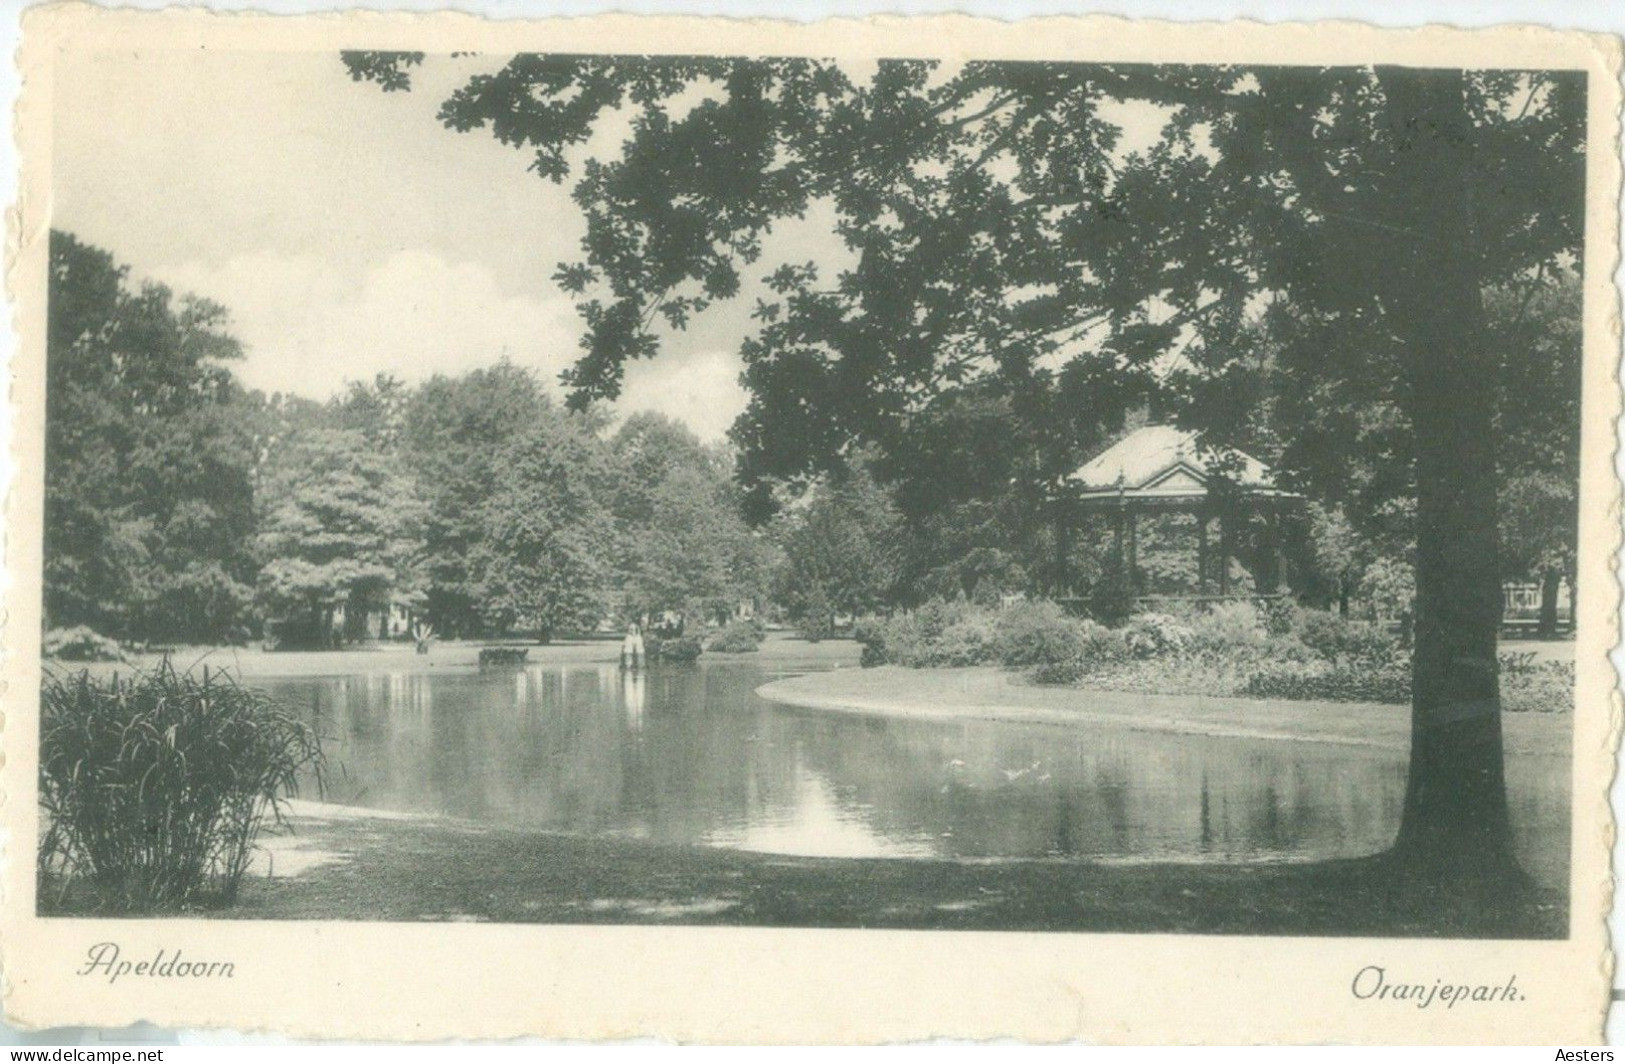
1377, 69, 1514, 873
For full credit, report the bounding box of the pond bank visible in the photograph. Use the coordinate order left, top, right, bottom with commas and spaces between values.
204, 800, 1561, 937
756, 666, 1570, 756
52, 631, 863, 681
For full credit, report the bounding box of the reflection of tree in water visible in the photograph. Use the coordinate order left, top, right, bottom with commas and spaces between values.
283, 667, 1410, 860
270, 665, 1567, 886
774, 709, 1409, 863
279, 674, 448, 814
622, 667, 769, 843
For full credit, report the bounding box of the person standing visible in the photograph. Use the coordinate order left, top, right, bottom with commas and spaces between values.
621, 622, 645, 670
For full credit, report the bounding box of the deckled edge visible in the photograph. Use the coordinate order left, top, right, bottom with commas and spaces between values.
0, 5, 1621, 1046
2, 0, 31, 1038
1599, 26, 1625, 1049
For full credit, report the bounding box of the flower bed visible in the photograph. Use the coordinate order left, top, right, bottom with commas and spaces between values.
855, 598, 1571, 713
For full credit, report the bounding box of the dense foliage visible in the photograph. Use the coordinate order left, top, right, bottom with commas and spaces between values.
771, 451, 903, 627
46, 232, 259, 644
609, 413, 770, 627
706, 618, 766, 653
43, 234, 776, 649
477, 646, 531, 666
42, 626, 127, 663
255, 427, 424, 648
858, 599, 1571, 714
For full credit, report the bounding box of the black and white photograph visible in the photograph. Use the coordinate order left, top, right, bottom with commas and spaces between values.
5, 7, 1618, 1045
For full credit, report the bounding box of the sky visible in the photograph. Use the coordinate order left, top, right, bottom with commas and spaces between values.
50, 48, 1180, 443
51, 48, 758, 440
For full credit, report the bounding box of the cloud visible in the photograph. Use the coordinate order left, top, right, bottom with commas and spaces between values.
148, 250, 582, 400
147, 250, 750, 442
616, 347, 749, 444
149, 246, 588, 401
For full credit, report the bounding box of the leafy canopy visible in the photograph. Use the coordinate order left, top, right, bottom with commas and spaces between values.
46, 231, 260, 643
344, 55, 1581, 501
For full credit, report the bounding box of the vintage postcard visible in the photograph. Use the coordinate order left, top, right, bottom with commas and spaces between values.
3, 4, 1620, 1044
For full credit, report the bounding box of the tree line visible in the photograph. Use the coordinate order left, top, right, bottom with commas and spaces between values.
45, 230, 774, 648
46, 222, 1576, 654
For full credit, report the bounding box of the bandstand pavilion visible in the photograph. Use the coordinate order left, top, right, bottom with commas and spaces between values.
1067, 425, 1302, 597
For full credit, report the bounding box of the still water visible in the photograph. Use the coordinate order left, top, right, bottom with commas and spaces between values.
267, 660, 1569, 887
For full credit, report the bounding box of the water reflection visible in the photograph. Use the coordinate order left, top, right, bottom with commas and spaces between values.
270, 662, 1568, 888
620, 666, 646, 728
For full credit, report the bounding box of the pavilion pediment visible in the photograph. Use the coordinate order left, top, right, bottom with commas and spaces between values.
1068, 424, 1289, 500
1142, 464, 1207, 494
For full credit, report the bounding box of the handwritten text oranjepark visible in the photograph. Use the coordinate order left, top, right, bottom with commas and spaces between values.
1351, 966, 1522, 1009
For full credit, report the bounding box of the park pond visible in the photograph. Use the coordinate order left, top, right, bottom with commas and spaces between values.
265, 659, 1570, 890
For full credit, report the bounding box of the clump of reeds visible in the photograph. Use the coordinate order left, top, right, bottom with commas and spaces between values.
38, 660, 323, 912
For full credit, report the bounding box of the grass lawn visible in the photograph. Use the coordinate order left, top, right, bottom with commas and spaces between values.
92, 801, 1552, 938
757, 666, 1569, 756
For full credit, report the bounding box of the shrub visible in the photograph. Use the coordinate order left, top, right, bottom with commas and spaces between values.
43, 626, 126, 663
1259, 597, 1297, 637
38, 663, 322, 911
1292, 609, 1342, 654
1502, 660, 1574, 713
859, 642, 889, 667
706, 620, 764, 653
1243, 660, 1411, 703
1185, 600, 1266, 653
851, 615, 884, 648
851, 602, 1000, 668
1024, 619, 1129, 685
854, 614, 902, 666
852, 616, 892, 667
1076, 619, 1130, 668
1088, 559, 1135, 627
799, 612, 833, 643
926, 616, 998, 666
1245, 654, 1571, 711
1293, 610, 1400, 666
877, 615, 933, 666
478, 646, 530, 666
992, 601, 1085, 667
914, 597, 976, 640
656, 635, 704, 663
1122, 613, 1195, 659
1030, 658, 1088, 685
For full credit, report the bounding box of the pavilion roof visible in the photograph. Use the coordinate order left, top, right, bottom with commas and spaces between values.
1067, 425, 1290, 501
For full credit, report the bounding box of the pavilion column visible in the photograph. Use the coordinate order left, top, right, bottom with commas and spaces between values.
1196, 511, 1209, 594
1217, 511, 1231, 595
1259, 509, 1282, 595
1126, 508, 1139, 593
1053, 499, 1074, 597
1273, 510, 1287, 594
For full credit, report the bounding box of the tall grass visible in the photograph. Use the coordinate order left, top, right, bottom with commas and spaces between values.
39, 661, 323, 912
